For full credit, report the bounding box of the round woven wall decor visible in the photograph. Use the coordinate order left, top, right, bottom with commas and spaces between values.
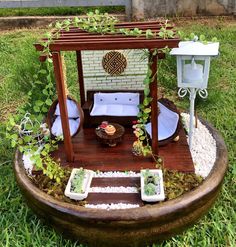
102, 51, 127, 76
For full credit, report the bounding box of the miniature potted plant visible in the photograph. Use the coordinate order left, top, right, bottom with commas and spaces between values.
65, 168, 94, 200
141, 169, 165, 202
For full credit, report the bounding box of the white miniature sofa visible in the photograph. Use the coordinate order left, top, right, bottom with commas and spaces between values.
145, 101, 180, 142
51, 99, 81, 137
90, 92, 140, 117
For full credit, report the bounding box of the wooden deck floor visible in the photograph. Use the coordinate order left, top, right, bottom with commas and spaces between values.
52, 124, 194, 173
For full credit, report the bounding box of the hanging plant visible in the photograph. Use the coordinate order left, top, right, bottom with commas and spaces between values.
132, 49, 159, 157
40, 10, 176, 60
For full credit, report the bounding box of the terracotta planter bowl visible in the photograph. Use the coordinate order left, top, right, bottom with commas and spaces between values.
14, 119, 228, 247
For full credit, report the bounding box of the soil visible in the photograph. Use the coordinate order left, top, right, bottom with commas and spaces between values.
31, 168, 203, 205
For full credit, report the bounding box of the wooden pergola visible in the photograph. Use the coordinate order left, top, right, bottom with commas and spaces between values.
35, 20, 180, 163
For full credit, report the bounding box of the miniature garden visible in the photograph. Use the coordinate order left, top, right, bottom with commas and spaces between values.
0, 12, 235, 247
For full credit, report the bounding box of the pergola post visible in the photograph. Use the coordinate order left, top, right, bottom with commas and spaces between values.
76, 51, 86, 106
149, 50, 158, 155
52, 52, 74, 162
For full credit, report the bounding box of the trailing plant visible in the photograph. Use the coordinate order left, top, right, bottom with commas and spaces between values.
5, 51, 63, 182
178, 32, 218, 44
6, 112, 65, 183
132, 49, 159, 157
36, 154, 65, 183
6, 113, 50, 152
25, 61, 56, 121
40, 10, 176, 59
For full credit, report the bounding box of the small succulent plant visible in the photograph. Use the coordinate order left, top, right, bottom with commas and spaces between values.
71, 168, 85, 193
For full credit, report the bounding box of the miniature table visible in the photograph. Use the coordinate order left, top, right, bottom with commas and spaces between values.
95, 123, 125, 147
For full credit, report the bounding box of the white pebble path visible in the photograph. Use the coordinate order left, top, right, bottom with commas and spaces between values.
94, 171, 140, 177
85, 203, 140, 210
89, 186, 139, 193
181, 113, 217, 178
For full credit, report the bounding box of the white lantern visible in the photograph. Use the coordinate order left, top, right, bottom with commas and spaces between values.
170, 40, 219, 148
171, 41, 219, 89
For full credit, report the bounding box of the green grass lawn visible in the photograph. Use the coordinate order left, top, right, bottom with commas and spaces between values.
0, 18, 235, 246
0, 6, 124, 17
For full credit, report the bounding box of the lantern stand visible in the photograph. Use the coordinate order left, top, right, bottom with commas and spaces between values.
178, 87, 208, 148
170, 38, 219, 149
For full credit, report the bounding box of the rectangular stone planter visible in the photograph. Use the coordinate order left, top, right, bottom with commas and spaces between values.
141, 169, 165, 202
65, 168, 94, 200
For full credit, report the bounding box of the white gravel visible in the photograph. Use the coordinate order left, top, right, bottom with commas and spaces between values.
89, 186, 139, 193
94, 171, 140, 177
85, 203, 140, 210
181, 113, 217, 178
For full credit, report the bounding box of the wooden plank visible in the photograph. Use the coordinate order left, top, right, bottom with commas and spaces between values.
159, 128, 193, 172
150, 50, 158, 155
50, 36, 168, 43
51, 124, 194, 172
58, 26, 173, 34
35, 38, 180, 51
91, 177, 140, 187
47, 35, 165, 42
52, 52, 74, 162
48, 39, 180, 51
76, 51, 85, 106
86, 193, 143, 206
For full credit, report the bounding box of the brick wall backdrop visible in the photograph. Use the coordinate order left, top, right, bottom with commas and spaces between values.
81, 49, 147, 95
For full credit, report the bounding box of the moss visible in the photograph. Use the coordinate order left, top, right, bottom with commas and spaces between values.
31, 168, 86, 206
163, 169, 203, 200
31, 167, 203, 204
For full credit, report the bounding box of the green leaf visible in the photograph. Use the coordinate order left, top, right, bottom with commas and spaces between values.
144, 77, 150, 84
147, 68, 152, 77
190, 33, 195, 40
199, 34, 206, 41
158, 31, 164, 38
55, 22, 62, 29
144, 87, 150, 96
33, 106, 40, 113
35, 100, 44, 106
11, 133, 18, 140
11, 140, 16, 147
39, 69, 47, 74
139, 136, 145, 141
212, 37, 218, 42
9, 117, 15, 126
35, 80, 43, 85
46, 98, 53, 106
146, 29, 154, 39
45, 32, 52, 39
42, 89, 48, 95
143, 98, 150, 106
144, 108, 151, 113
42, 106, 48, 113
23, 136, 31, 143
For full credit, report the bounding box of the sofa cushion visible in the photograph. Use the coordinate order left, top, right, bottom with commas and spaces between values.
90, 92, 140, 116
55, 99, 80, 118
145, 102, 179, 141
51, 116, 80, 137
